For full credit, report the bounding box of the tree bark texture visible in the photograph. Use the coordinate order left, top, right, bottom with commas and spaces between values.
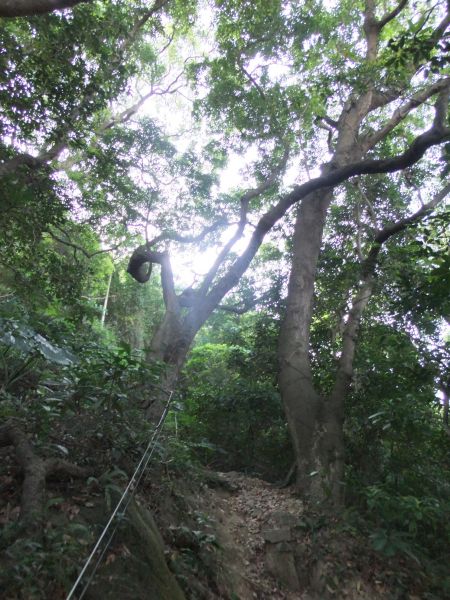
278, 190, 343, 504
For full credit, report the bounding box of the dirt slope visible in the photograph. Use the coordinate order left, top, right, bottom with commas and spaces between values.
205, 471, 304, 599
188, 471, 410, 600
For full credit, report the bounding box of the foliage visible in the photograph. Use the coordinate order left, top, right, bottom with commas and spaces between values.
0, 309, 169, 599
342, 322, 450, 594
180, 313, 293, 481
0, 0, 449, 597
105, 261, 165, 349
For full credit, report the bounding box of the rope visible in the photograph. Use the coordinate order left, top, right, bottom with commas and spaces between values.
66, 390, 173, 600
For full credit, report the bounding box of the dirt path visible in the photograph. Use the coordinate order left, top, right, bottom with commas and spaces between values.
200, 471, 408, 600
204, 471, 306, 599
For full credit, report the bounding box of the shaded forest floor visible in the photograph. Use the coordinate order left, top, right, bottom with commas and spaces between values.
0, 459, 434, 599
203, 471, 304, 599
152, 470, 425, 600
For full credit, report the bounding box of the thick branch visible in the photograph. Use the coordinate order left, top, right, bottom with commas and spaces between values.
198, 224, 246, 297
128, 144, 290, 333
378, 0, 408, 30
321, 115, 339, 129
0, 0, 89, 17
332, 181, 450, 401
199, 145, 289, 296
363, 0, 381, 60
368, 180, 450, 255
242, 143, 290, 204
158, 252, 178, 311
127, 247, 178, 310
369, 7, 450, 112
127, 0, 169, 48
363, 79, 450, 151
127, 247, 161, 283
0, 153, 44, 178
203, 108, 450, 316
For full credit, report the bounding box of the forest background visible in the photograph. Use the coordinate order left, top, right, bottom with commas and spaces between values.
0, 0, 449, 598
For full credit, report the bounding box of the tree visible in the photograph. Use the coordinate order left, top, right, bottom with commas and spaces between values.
0, 0, 195, 317
1, 0, 449, 499
277, 1, 450, 505
127, 1, 450, 441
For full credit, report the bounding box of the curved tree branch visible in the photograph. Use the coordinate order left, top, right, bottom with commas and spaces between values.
203, 96, 450, 316
127, 247, 178, 311
378, 0, 408, 31
332, 180, 450, 402
363, 79, 450, 152
198, 144, 290, 296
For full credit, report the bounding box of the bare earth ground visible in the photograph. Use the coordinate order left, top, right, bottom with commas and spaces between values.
204, 471, 306, 599
193, 471, 415, 600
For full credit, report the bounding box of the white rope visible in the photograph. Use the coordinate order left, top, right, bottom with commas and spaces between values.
66, 391, 173, 600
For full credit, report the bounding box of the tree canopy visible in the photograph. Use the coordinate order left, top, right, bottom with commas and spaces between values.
0, 1, 449, 598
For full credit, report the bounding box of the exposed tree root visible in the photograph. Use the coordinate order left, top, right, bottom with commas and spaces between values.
0, 419, 90, 530
277, 461, 297, 488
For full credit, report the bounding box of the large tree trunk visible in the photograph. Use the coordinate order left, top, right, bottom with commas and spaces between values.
145, 310, 196, 420
277, 57, 376, 504
278, 152, 450, 507
279, 190, 345, 504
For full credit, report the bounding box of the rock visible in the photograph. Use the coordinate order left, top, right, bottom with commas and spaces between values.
261, 527, 292, 543
269, 511, 300, 528
265, 544, 300, 590
202, 470, 240, 492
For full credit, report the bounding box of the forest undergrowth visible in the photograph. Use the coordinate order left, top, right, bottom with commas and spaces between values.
0, 307, 449, 599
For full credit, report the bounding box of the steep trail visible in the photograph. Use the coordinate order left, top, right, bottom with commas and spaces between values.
204, 471, 305, 599
197, 471, 398, 600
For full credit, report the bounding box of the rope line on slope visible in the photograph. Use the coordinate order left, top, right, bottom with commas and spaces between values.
66, 389, 174, 600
